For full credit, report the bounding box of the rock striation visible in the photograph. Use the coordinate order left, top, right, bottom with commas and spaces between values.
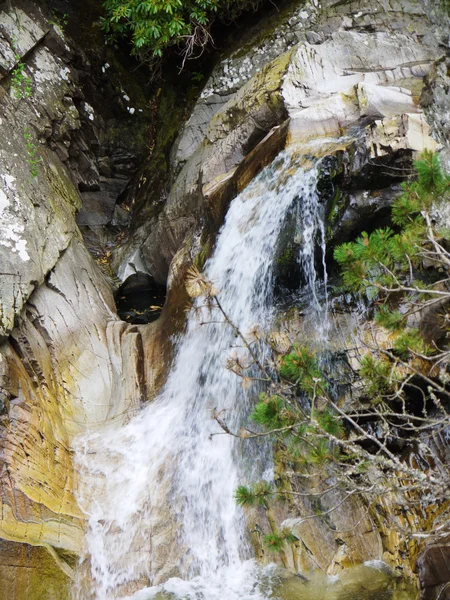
116, 0, 440, 296
0, 0, 448, 598
0, 2, 157, 597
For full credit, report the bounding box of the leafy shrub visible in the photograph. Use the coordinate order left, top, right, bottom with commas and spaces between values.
101, 0, 262, 60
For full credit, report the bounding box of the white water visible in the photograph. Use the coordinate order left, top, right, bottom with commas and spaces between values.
74, 152, 320, 600
295, 170, 329, 341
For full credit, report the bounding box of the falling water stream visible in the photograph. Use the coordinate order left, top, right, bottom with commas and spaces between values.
295, 167, 329, 342
73, 151, 325, 600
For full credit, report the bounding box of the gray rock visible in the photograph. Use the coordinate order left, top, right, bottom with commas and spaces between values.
118, 6, 440, 294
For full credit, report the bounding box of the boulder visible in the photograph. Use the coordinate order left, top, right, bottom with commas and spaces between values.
417, 536, 450, 600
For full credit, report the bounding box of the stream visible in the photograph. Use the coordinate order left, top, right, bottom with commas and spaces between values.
73, 150, 330, 600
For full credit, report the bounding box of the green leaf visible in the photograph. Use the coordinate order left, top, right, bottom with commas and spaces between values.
359, 355, 395, 396
315, 409, 343, 437
414, 150, 445, 194
374, 306, 406, 332
235, 481, 273, 507
264, 533, 285, 552
392, 328, 430, 360
279, 346, 325, 395
102, 0, 263, 61
235, 485, 256, 506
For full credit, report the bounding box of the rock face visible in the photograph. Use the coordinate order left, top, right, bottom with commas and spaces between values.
0, 0, 448, 598
108, 0, 446, 595
0, 2, 160, 598
0, 539, 73, 600
417, 535, 450, 600
116, 0, 440, 293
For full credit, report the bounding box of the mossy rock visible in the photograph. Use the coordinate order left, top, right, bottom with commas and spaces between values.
273, 206, 302, 299
273, 564, 416, 600
0, 540, 72, 600
315, 154, 349, 239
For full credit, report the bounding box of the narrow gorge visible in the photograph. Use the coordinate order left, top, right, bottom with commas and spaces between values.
1, 1, 450, 599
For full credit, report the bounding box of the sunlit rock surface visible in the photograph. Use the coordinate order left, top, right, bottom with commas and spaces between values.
117, 0, 441, 295
0, 0, 449, 597
0, 1, 157, 597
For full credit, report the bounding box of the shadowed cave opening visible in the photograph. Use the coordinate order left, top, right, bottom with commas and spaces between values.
115, 272, 166, 324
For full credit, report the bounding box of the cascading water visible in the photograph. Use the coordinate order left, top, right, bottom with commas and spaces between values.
73, 151, 323, 600
294, 167, 329, 342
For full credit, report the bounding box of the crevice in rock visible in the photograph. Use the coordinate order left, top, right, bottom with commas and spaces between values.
115, 272, 166, 324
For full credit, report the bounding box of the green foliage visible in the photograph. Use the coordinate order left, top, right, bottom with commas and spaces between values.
235, 485, 256, 506
333, 153, 450, 299
391, 187, 422, 226
233, 152, 450, 549
279, 346, 325, 395
11, 56, 32, 99
101, 0, 261, 59
333, 151, 450, 396
49, 12, 69, 30
374, 306, 405, 332
306, 438, 331, 465
315, 409, 343, 438
251, 394, 296, 430
235, 481, 274, 507
263, 533, 284, 552
414, 149, 448, 194
263, 529, 296, 553
23, 128, 40, 179
191, 70, 205, 83
359, 355, 394, 396
392, 328, 430, 360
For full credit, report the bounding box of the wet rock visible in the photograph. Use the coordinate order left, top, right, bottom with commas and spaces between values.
171, 0, 435, 174
0, 540, 71, 600
0, 237, 161, 578
114, 48, 293, 286
273, 563, 412, 600
98, 156, 113, 178
0, 0, 156, 590
117, 3, 440, 300
418, 536, 450, 600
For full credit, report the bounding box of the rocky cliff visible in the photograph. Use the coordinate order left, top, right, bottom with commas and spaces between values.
0, 0, 449, 598
0, 1, 160, 596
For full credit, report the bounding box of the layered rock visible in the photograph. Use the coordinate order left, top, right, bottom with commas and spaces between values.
109, 0, 446, 594
115, 0, 441, 296
0, 2, 157, 597
0, 0, 448, 597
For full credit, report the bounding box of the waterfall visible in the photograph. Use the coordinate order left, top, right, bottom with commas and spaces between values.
73, 151, 322, 600
295, 167, 329, 342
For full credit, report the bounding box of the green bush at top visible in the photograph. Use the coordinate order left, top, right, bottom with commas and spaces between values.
102, 0, 262, 60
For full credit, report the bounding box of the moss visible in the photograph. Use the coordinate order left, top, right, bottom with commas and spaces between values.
329, 186, 342, 220
227, 0, 304, 61
44, 151, 82, 213
130, 73, 205, 225
272, 210, 303, 298
276, 246, 297, 270
0, 540, 71, 600
193, 234, 213, 271
208, 48, 293, 141
326, 185, 345, 239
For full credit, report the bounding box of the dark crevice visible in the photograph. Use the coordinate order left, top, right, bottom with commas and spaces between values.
115, 272, 166, 324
